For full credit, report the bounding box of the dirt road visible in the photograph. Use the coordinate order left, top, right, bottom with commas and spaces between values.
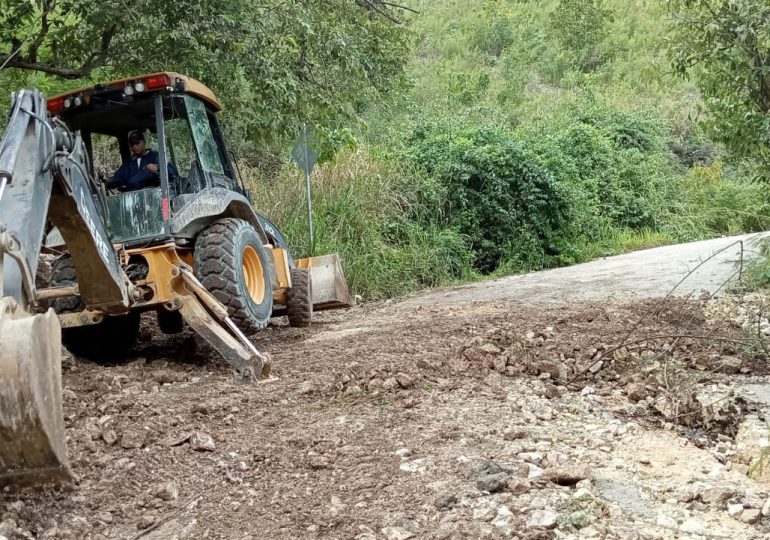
2, 232, 770, 540
400, 232, 768, 308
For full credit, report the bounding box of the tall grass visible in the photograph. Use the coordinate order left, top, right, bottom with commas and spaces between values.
245, 149, 475, 299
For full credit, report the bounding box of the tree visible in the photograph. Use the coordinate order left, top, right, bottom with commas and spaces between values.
0, 0, 415, 147
668, 0, 770, 178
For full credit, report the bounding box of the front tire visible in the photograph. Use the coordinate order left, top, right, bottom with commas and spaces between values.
194, 218, 274, 334
287, 268, 312, 327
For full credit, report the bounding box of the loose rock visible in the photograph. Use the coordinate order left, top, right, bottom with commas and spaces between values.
476, 472, 509, 493
151, 369, 185, 384
503, 429, 527, 441
762, 497, 770, 516
119, 428, 145, 449
310, 455, 331, 470
464, 458, 504, 479
381, 526, 414, 540
740, 508, 760, 524
527, 464, 544, 479
152, 481, 179, 501
543, 464, 593, 486
625, 383, 646, 402
382, 377, 398, 390
679, 518, 704, 535
526, 510, 558, 529
700, 486, 736, 505
101, 429, 118, 446
190, 431, 216, 452
395, 373, 414, 389
509, 479, 531, 495
85, 421, 101, 440
96, 512, 113, 525
136, 515, 157, 530
0, 520, 16, 536
535, 361, 568, 381
544, 384, 562, 400
435, 493, 458, 510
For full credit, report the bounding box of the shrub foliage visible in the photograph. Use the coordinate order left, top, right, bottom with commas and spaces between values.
407, 126, 569, 273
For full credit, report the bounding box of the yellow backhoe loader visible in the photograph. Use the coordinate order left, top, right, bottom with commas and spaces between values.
0, 73, 351, 487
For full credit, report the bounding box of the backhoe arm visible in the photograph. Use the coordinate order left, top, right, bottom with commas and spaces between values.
0, 89, 129, 311
0, 89, 131, 487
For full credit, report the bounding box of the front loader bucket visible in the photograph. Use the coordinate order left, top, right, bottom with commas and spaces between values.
297, 253, 353, 311
0, 298, 71, 487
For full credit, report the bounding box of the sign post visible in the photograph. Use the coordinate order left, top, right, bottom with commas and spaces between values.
290, 125, 319, 255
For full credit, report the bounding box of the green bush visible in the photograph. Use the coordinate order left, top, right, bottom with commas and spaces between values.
468, 16, 514, 57
549, 0, 615, 72
406, 124, 569, 273
250, 0, 770, 300
515, 100, 681, 233
601, 110, 663, 152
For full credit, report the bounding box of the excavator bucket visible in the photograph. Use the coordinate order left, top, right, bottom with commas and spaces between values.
0, 298, 71, 486
296, 253, 353, 311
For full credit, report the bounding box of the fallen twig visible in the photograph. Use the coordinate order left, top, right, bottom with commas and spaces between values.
618, 240, 743, 346
568, 241, 747, 385
566, 333, 755, 386
131, 492, 203, 540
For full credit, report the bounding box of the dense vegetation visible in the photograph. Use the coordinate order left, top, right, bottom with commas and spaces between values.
668, 0, 770, 179
0, 0, 411, 146
2, 0, 769, 298
255, 0, 770, 296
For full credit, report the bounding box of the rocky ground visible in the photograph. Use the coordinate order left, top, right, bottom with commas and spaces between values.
3, 234, 770, 540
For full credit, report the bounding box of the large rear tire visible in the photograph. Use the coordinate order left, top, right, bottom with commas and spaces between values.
50, 255, 140, 363
194, 218, 273, 334
287, 268, 312, 328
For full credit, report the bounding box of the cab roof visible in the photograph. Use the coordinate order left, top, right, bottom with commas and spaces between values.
47, 71, 222, 112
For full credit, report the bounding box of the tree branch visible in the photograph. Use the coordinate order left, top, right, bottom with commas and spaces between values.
79, 25, 117, 74
0, 56, 85, 78
0, 22, 118, 79
354, 0, 418, 24
379, 1, 419, 14
27, 0, 56, 63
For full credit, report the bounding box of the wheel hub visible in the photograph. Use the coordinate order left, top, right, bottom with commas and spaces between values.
242, 245, 265, 303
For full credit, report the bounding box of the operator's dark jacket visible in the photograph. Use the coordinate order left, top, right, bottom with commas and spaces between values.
107, 149, 166, 192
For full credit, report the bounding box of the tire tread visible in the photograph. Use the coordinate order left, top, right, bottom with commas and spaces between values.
287, 268, 312, 328
194, 218, 272, 334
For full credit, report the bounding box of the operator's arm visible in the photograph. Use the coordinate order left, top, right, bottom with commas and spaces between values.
145, 150, 179, 178
125, 168, 158, 190
106, 161, 130, 190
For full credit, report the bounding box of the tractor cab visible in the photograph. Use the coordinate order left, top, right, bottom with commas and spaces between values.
47, 72, 248, 247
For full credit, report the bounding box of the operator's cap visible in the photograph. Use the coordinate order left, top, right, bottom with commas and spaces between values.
127, 130, 145, 143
